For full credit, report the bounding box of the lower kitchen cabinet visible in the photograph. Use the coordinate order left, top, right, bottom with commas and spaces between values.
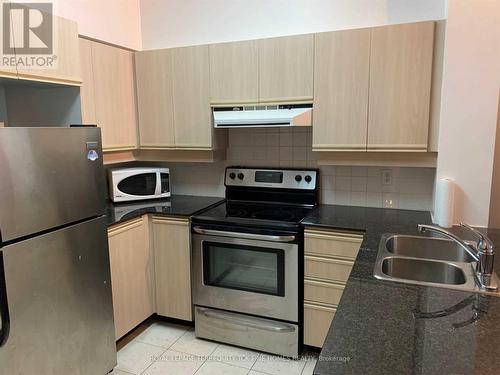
107, 216, 155, 340
304, 303, 336, 348
303, 227, 363, 347
152, 216, 192, 321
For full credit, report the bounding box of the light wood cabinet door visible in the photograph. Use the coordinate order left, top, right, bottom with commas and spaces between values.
209, 40, 259, 104
258, 34, 314, 103
79, 38, 96, 124
368, 22, 434, 151
304, 303, 336, 347
108, 216, 154, 340
17, 15, 82, 85
91, 41, 138, 151
313, 29, 371, 151
172, 45, 212, 149
135, 49, 175, 148
153, 217, 192, 321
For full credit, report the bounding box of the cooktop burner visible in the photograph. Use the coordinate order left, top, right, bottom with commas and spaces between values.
194, 201, 314, 228
250, 208, 296, 222
191, 167, 319, 229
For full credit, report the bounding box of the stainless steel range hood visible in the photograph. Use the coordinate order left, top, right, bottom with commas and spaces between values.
213, 104, 312, 128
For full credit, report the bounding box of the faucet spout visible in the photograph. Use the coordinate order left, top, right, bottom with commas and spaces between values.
417, 224, 479, 261
417, 223, 497, 291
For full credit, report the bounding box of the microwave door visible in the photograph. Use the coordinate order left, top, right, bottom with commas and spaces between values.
114, 172, 158, 202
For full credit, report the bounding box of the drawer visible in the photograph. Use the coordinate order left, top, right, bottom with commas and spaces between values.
195, 306, 299, 357
304, 255, 354, 283
304, 302, 336, 348
304, 279, 345, 306
305, 228, 363, 259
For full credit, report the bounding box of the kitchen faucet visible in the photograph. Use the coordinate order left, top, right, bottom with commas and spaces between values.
418, 223, 497, 291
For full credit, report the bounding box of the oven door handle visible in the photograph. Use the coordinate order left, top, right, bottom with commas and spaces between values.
199, 308, 296, 333
193, 227, 296, 243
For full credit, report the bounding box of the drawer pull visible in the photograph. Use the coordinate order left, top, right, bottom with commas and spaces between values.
199, 308, 296, 333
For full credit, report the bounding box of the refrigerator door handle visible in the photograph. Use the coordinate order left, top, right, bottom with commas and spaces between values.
0, 251, 10, 347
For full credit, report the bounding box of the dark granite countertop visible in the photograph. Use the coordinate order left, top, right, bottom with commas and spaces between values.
105, 195, 224, 227
303, 205, 500, 375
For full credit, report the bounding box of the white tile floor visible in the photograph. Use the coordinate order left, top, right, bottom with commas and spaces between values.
113, 321, 318, 375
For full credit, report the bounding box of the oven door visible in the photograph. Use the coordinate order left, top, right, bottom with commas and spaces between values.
192, 230, 298, 322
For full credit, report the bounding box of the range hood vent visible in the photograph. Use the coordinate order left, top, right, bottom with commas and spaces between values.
213, 104, 312, 128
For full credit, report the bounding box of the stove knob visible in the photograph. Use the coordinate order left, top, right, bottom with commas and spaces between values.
295, 175, 302, 182
305, 175, 312, 183
229, 172, 236, 179
238, 173, 244, 180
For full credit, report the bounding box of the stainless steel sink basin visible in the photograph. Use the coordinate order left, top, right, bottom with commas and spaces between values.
385, 235, 476, 263
381, 257, 466, 285
374, 234, 500, 295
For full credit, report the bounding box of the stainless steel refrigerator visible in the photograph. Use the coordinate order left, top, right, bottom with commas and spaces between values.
0, 127, 116, 374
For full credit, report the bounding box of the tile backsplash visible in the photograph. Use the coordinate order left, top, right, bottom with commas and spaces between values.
165, 127, 436, 211
227, 127, 317, 168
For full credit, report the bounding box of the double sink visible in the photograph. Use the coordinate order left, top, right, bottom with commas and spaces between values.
374, 235, 500, 295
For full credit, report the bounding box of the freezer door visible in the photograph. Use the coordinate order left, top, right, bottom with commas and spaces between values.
0, 216, 116, 375
0, 127, 106, 243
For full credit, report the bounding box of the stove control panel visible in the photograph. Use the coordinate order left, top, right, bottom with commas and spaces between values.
226, 167, 318, 190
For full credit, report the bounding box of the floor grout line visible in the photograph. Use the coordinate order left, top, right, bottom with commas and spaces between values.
138, 347, 168, 375
113, 369, 136, 375
249, 353, 263, 373
133, 338, 176, 350
191, 347, 215, 375
214, 357, 259, 372
164, 328, 191, 350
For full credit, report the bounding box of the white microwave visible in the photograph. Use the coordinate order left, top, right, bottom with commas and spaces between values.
108, 167, 170, 202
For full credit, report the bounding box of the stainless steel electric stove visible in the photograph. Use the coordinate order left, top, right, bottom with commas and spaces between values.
191, 166, 319, 357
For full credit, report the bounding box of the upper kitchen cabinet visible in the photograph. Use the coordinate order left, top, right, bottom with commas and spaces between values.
172, 45, 212, 149
135, 49, 175, 148
258, 34, 314, 103
312, 28, 371, 151
209, 40, 259, 104
367, 22, 434, 151
135, 45, 223, 154
16, 16, 82, 86
80, 39, 138, 151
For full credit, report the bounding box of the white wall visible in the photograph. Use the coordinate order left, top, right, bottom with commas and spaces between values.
489, 97, 500, 228
435, 0, 500, 227
56, 0, 142, 50
140, 0, 446, 49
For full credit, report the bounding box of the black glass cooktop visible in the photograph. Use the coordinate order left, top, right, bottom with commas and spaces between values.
193, 201, 315, 229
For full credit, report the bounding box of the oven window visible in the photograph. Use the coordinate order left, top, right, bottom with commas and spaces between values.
117, 173, 157, 195
202, 242, 285, 296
